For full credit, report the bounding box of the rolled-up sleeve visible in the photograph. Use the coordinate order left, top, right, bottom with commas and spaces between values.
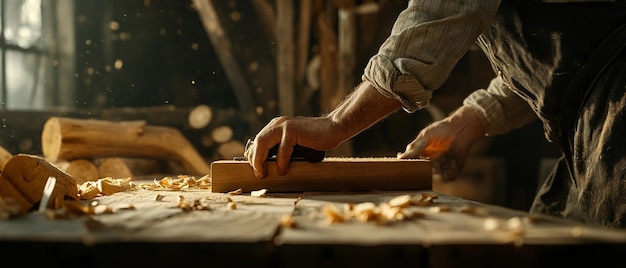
463, 77, 537, 135
362, 0, 500, 113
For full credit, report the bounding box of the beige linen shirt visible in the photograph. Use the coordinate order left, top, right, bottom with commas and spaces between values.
361, 0, 617, 136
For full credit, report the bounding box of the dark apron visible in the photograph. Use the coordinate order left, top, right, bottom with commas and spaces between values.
477, 0, 626, 228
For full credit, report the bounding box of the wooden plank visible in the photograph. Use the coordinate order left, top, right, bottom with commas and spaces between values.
210, 157, 432, 193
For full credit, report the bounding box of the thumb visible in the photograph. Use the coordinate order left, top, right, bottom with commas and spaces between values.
397, 139, 427, 159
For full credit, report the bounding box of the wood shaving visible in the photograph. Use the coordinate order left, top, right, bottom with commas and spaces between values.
280, 214, 297, 228
78, 177, 134, 199
251, 188, 267, 197
227, 202, 237, 210
0, 197, 24, 220
228, 188, 243, 195
320, 193, 440, 225
388, 194, 412, 208
458, 205, 488, 215
322, 203, 345, 224
113, 203, 135, 211
410, 192, 438, 206
154, 194, 165, 201
98, 177, 134, 195
138, 175, 211, 191
44, 200, 132, 219
78, 181, 101, 200
483, 217, 500, 231
175, 196, 211, 211
428, 205, 451, 213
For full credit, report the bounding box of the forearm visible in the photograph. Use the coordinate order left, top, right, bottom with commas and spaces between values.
363, 0, 499, 112
446, 105, 487, 149
463, 77, 537, 136
326, 81, 402, 144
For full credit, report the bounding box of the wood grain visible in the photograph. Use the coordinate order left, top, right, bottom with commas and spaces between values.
210, 157, 432, 193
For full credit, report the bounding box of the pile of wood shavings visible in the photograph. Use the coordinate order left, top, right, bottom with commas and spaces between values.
322, 193, 438, 225
78, 177, 135, 200
138, 175, 211, 191
45, 200, 135, 219
0, 196, 24, 220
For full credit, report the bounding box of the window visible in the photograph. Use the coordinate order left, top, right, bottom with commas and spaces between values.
0, 0, 74, 110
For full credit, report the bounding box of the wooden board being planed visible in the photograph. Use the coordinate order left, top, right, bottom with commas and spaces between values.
210, 157, 432, 193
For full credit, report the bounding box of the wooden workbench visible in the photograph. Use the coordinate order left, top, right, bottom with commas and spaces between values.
1, 180, 625, 268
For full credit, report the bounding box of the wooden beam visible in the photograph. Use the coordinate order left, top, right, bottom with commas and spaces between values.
193, 0, 257, 118
276, 0, 296, 116
337, 1, 357, 98
251, 0, 276, 44
296, 0, 313, 84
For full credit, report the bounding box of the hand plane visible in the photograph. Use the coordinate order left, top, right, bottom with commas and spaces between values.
234, 139, 325, 162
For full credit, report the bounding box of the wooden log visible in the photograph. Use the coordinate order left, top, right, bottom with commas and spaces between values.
41, 117, 211, 175
216, 140, 246, 160
211, 125, 234, 144
95, 157, 166, 178
0, 154, 79, 212
188, 104, 212, 129
210, 157, 432, 193
65, 159, 99, 184
96, 157, 133, 179
0, 146, 13, 172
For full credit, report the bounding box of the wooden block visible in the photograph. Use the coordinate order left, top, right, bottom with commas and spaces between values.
210, 157, 431, 193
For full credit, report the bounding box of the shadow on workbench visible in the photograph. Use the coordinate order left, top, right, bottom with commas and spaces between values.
1, 241, 625, 268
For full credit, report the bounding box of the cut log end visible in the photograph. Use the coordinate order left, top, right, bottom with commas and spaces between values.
65, 159, 99, 185
97, 157, 133, 179
211, 125, 234, 144
41, 117, 62, 161
188, 104, 213, 129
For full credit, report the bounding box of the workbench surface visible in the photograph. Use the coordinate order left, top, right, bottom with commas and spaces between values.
1, 180, 625, 267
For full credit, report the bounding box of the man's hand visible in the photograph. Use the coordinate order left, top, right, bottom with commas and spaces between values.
246, 116, 340, 179
247, 81, 403, 179
397, 106, 486, 182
